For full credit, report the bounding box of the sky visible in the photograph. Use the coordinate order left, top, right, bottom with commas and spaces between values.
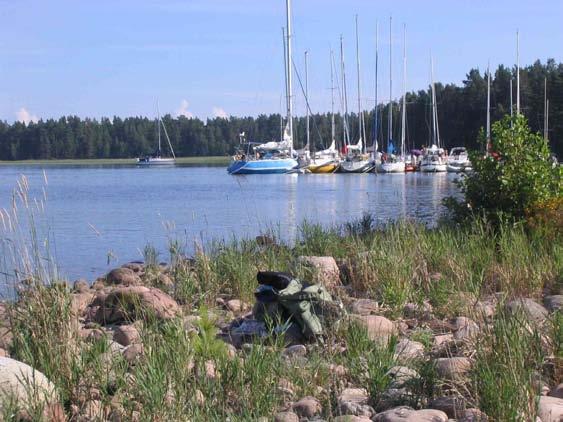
1, 0, 562, 123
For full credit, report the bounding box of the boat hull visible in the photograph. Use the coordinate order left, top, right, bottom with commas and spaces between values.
380, 161, 406, 173
136, 158, 175, 166
308, 160, 339, 173
227, 158, 299, 174
420, 163, 447, 172
339, 160, 373, 173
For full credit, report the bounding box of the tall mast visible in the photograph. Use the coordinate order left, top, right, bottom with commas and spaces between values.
388, 16, 393, 151
157, 101, 161, 153
400, 24, 406, 158
340, 35, 350, 147
374, 21, 379, 153
330, 50, 336, 146
510, 78, 513, 119
516, 30, 520, 115
285, 0, 293, 153
305, 50, 310, 151
430, 55, 440, 148
486, 62, 491, 145
282, 28, 288, 124
355, 15, 364, 151
544, 77, 548, 141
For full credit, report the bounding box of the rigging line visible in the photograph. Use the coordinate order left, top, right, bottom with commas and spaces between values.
291, 59, 326, 149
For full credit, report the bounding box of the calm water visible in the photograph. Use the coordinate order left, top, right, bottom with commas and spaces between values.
0, 165, 460, 282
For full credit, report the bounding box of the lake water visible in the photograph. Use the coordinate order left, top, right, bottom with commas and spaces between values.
0, 164, 461, 282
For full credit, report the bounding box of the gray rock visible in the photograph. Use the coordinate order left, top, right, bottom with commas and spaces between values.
283, 344, 307, 358
0, 357, 57, 412
394, 338, 425, 362
334, 416, 372, 422
386, 366, 419, 389
297, 256, 340, 289
452, 317, 479, 341
506, 298, 548, 325
337, 388, 374, 417
274, 412, 300, 422
373, 406, 448, 421
549, 383, 563, 399
293, 396, 322, 418
353, 315, 397, 342
106, 267, 141, 286
428, 396, 466, 418
113, 324, 140, 346
403, 302, 433, 319
350, 299, 379, 315
434, 357, 472, 379
537, 396, 563, 422
544, 295, 563, 312
457, 408, 489, 421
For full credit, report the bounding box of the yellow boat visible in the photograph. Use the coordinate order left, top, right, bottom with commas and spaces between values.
308, 160, 339, 173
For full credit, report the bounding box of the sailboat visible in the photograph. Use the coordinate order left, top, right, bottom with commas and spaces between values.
308, 50, 340, 173
137, 107, 176, 166
227, 0, 298, 175
381, 20, 406, 173
420, 56, 447, 173
340, 16, 373, 173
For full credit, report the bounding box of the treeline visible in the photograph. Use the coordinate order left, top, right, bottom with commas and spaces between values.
0, 59, 561, 160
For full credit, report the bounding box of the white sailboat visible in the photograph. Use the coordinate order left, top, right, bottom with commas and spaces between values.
381, 20, 406, 173
227, 0, 298, 174
137, 106, 176, 166
340, 16, 373, 173
420, 56, 447, 173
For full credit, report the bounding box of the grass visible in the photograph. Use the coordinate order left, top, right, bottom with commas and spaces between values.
0, 176, 561, 420
0, 156, 230, 166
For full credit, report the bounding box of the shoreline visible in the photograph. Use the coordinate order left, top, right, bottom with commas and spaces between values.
0, 156, 231, 166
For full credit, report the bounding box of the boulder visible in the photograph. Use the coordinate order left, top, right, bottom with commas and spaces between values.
434, 357, 472, 379
537, 396, 563, 422
105, 268, 141, 286
121, 262, 144, 273
282, 344, 307, 358
544, 295, 563, 313
386, 366, 419, 389
298, 256, 340, 288
225, 299, 245, 313
93, 286, 180, 324
350, 299, 379, 316
337, 388, 374, 417
71, 292, 95, 317
373, 406, 448, 421
549, 384, 563, 399
433, 334, 454, 350
274, 412, 300, 422
457, 408, 489, 421
334, 417, 372, 422
73, 279, 90, 293
293, 396, 322, 418
394, 339, 425, 362
0, 357, 57, 412
112, 325, 140, 346
428, 396, 466, 418
452, 317, 479, 341
122, 344, 144, 364
354, 315, 396, 342
403, 302, 433, 319
506, 298, 548, 325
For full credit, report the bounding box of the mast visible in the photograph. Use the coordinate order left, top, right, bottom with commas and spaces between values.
544, 77, 548, 141
340, 35, 350, 147
330, 50, 336, 147
305, 50, 310, 151
388, 16, 393, 151
486, 62, 491, 146
400, 23, 406, 158
355, 15, 364, 151
282, 28, 288, 126
374, 21, 379, 153
430, 55, 440, 147
285, 0, 293, 153
516, 30, 520, 115
510, 78, 513, 122
157, 102, 161, 154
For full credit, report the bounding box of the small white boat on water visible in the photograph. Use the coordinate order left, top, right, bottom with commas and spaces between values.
137, 109, 176, 166
446, 147, 472, 172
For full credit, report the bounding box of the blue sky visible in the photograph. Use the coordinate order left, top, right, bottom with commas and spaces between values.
1, 0, 562, 123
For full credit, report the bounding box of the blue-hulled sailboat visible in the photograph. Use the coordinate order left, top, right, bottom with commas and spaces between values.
227, 0, 298, 175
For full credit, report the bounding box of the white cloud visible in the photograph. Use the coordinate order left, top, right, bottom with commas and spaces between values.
15, 107, 38, 125
175, 99, 194, 118
212, 106, 228, 119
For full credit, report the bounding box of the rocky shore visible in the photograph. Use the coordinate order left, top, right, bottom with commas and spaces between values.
0, 224, 561, 421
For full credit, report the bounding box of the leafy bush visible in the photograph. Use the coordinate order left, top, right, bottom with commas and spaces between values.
446, 114, 561, 224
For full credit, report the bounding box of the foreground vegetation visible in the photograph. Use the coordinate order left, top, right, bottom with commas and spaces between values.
0, 214, 561, 421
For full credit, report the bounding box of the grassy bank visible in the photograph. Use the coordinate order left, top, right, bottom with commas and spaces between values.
1, 215, 561, 421
0, 156, 230, 166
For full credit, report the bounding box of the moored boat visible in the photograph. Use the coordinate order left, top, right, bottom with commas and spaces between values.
446, 147, 472, 172
137, 107, 176, 166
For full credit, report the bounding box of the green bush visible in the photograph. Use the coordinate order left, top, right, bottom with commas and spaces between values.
446, 114, 561, 224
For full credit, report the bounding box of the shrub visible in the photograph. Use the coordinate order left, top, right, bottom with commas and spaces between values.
446, 114, 561, 224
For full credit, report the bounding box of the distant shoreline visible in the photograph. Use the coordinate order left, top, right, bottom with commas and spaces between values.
0, 156, 231, 166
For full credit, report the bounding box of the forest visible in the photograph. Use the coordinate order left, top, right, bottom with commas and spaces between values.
0, 59, 561, 160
